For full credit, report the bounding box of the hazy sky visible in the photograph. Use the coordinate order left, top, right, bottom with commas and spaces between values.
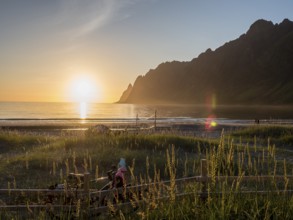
1, 0, 292, 103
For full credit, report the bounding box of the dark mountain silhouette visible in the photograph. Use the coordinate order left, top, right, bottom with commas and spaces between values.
119, 83, 133, 103
118, 19, 293, 105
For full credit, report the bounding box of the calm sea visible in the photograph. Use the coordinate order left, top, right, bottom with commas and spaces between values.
1, 102, 293, 126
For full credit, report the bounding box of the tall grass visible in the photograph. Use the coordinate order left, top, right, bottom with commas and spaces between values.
0, 128, 293, 219
231, 125, 293, 147
0, 131, 212, 188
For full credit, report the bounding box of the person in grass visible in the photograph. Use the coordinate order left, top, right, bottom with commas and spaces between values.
113, 158, 127, 188
102, 158, 127, 190
113, 158, 128, 202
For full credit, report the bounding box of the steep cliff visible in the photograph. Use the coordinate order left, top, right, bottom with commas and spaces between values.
118, 19, 293, 105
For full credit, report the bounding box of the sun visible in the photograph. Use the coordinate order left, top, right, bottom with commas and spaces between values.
67, 74, 101, 119
74, 80, 92, 101
69, 76, 99, 103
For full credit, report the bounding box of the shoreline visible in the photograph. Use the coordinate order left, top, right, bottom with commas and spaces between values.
1, 118, 292, 139
0, 119, 271, 139
1, 117, 292, 128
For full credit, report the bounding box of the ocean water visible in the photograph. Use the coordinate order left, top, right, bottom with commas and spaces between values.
0, 102, 293, 126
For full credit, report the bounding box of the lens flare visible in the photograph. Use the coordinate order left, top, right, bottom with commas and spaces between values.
206, 93, 217, 111
205, 115, 217, 130
210, 121, 217, 127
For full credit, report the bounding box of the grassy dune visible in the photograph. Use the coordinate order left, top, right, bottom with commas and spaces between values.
0, 126, 293, 219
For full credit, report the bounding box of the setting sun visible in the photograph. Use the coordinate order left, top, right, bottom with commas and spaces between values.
74, 80, 92, 101
68, 75, 100, 103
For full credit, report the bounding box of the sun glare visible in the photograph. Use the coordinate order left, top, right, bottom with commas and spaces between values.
69, 76, 99, 103
67, 74, 101, 119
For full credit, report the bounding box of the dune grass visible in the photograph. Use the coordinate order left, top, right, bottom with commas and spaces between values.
231, 125, 293, 147
0, 130, 214, 189
0, 127, 293, 219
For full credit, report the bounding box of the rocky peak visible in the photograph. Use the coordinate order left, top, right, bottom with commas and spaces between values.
118, 83, 133, 103
278, 18, 293, 30
246, 19, 274, 35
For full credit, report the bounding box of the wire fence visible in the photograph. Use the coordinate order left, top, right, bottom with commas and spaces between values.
1, 159, 293, 216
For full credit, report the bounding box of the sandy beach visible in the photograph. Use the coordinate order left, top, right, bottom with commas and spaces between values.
0, 119, 252, 139
1, 116, 292, 140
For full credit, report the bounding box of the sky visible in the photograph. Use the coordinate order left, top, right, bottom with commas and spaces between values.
0, 0, 293, 103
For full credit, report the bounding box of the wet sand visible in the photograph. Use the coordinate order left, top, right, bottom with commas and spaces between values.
3, 114, 293, 140
0, 120, 249, 139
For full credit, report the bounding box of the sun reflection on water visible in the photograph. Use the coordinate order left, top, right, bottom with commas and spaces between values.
80, 102, 87, 119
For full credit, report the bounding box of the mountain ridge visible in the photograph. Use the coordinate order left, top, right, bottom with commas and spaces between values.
118, 19, 293, 105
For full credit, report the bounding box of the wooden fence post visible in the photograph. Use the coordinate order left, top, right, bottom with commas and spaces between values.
84, 172, 90, 193
154, 110, 157, 130
201, 159, 208, 199
83, 172, 91, 212
201, 159, 207, 177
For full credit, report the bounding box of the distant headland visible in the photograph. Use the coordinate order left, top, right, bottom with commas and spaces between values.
118, 19, 293, 105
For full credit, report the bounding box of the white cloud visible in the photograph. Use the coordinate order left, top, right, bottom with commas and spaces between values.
80, 1, 114, 35
55, 0, 139, 39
